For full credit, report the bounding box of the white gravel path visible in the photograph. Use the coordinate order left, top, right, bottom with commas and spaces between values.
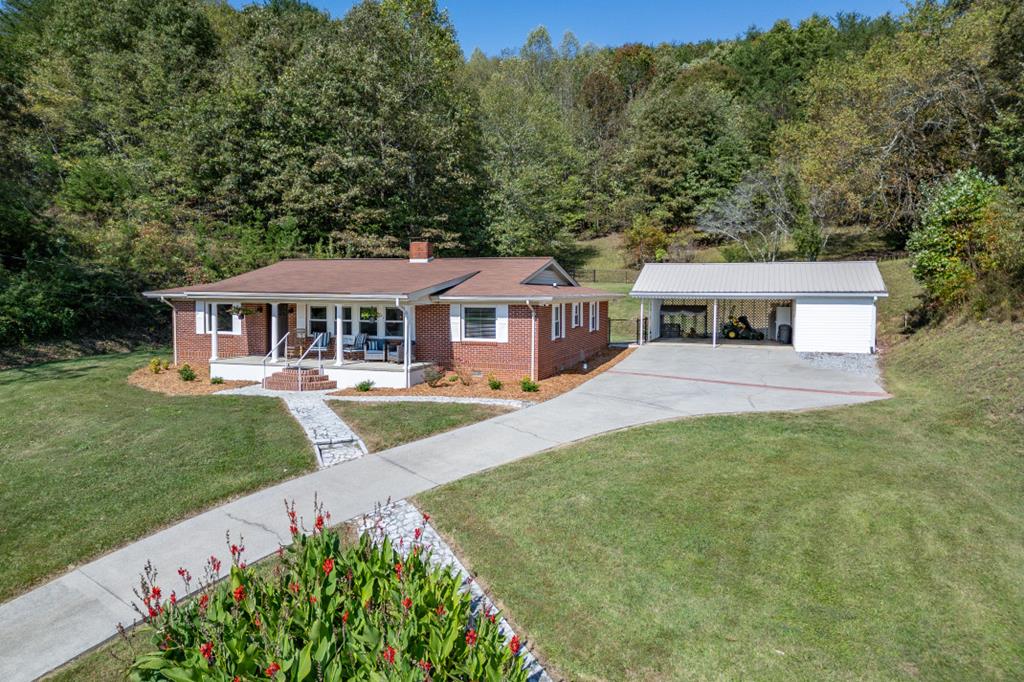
359, 500, 550, 682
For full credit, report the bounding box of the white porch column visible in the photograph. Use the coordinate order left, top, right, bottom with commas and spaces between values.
210, 304, 219, 361
712, 299, 718, 349
270, 303, 280, 363
334, 304, 343, 366
402, 305, 412, 388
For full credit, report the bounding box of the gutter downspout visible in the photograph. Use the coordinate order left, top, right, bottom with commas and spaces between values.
160, 297, 177, 366
526, 300, 537, 382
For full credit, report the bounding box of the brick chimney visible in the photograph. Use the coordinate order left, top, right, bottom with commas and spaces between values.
409, 240, 433, 263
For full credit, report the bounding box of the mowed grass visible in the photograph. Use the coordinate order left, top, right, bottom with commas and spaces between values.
0, 351, 313, 602
330, 401, 511, 453
419, 262, 1024, 680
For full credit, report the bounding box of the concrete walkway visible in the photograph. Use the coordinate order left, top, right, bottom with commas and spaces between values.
0, 345, 886, 681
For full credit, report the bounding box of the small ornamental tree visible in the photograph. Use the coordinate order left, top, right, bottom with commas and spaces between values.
908, 168, 998, 304
127, 501, 527, 681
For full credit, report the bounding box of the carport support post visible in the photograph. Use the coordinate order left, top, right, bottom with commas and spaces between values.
712, 299, 718, 349
638, 300, 645, 345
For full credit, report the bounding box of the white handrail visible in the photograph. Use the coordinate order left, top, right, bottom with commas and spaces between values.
262, 332, 291, 386
294, 332, 327, 391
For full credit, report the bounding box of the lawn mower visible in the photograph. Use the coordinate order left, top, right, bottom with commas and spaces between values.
721, 312, 765, 340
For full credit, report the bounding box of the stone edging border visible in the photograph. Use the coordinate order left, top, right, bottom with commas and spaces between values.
359, 500, 551, 682
324, 394, 535, 409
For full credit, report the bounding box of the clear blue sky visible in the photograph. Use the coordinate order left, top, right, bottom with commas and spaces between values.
248, 0, 908, 55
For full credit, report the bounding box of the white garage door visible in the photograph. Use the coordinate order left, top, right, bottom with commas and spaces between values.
793, 297, 877, 354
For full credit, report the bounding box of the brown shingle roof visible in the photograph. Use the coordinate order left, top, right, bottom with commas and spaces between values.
144, 257, 621, 302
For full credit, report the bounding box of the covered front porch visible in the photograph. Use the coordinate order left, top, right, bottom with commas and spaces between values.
211, 355, 432, 390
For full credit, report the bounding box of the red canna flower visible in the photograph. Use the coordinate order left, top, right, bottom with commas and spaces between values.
422, 513, 430, 523
435, 603, 445, 616
342, 610, 349, 624
322, 557, 334, 575
402, 597, 412, 610
381, 645, 396, 665
230, 543, 244, 559
289, 523, 298, 536
290, 582, 300, 594
177, 567, 191, 582
487, 612, 496, 624
169, 591, 177, 607
253, 615, 261, 628
199, 641, 214, 662
198, 593, 209, 610
233, 585, 246, 603
309, 595, 317, 604
265, 661, 280, 677
314, 515, 324, 532
394, 562, 403, 580
418, 659, 432, 671
151, 586, 162, 600
465, 629, 477, 646
414, 528, 422, 541
147, 605, 158, 619
509, 635, 521, 655
209, 555, 221, 574
233, 678, 240, 682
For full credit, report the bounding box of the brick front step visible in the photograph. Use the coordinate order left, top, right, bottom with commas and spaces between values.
263, 368, 337, 391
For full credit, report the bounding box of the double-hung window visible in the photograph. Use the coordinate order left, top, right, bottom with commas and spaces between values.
589, 301, 599, 331
359, 306, 379, 336
340, 306, 353, 336
384, 307, 404, 337
551, 303, 563, 340
464, 307, 497, 340
572, 302, 582, 328
215, 304, 234, 333
308, 306, 328, 336
203, 302, 241, 335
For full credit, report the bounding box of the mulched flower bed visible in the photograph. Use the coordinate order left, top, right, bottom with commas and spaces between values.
128, 363, 256, 396
331, 347, 633, 402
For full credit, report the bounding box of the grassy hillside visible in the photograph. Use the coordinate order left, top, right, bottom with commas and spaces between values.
419, 261, 1024, 680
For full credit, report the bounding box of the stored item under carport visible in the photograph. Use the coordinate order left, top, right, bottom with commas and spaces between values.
778, 323, 792, 344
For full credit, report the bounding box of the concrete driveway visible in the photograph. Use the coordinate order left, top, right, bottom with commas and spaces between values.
0, 343, 887, 681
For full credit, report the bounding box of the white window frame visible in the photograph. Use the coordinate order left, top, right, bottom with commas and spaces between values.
459, 304, 508, 343
384, 306, 405, 339
571, 302, 582, 328
307, 305, 330, 336
589, 301, 599, 331
201, 302, 242, 336
340, 306, 353, 338
551, 303, 565, 340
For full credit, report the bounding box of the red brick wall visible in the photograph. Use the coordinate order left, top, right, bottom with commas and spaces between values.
537, 301, 609, 378
414, 301, 608, 380
172, 301, 270, 363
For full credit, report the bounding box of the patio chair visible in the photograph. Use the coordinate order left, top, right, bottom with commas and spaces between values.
388, 340, 415, 363
342, 333, 368, 361
363, 337, 387, 362
309, 331, 332, 351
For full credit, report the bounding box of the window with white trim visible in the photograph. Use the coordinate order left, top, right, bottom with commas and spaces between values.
551, 303, 563, 339
464, 307, 497, 339
384, 306, 404, 338
589, 301, 599, 331
308, 306, 329, 335
205, 303, 241, 335
572, 302, 581, 328
359, 306, 378, 336
340, 306, 353, 336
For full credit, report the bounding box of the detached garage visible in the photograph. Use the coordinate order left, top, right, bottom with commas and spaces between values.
630, 261, 888, 354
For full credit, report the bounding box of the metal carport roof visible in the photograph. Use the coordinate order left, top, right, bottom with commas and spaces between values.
631, 261, 888, 299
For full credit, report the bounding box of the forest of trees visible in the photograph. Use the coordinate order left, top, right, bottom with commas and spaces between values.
1, 0, 1021, 346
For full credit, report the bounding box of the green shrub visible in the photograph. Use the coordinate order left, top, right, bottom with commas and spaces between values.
148, 358, 162, 374
520, 377, 539, 393
128, 502, 528, 680
161, 359, 171, 371
454, 366, 473, 386
178, 364, 196, 382
210, 376, 224, 385
448, 374, 458, 383
423, 365, 444, 388
487, 375, 503, 390
355, 380, 374, 392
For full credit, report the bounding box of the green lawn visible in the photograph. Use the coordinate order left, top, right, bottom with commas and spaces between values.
330, 400, 511, 453
0, 351, 313, 602
418, 263, 1024, 680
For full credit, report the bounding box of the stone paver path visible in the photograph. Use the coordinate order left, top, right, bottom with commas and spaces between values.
360, 500, 550, 682
220, 385, 367, 467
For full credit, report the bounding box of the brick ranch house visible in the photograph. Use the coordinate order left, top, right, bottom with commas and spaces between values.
144, 242, 622, 390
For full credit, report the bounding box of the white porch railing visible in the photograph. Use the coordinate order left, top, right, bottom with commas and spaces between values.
293, 332, 327, 391
261, 331, 290, 386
